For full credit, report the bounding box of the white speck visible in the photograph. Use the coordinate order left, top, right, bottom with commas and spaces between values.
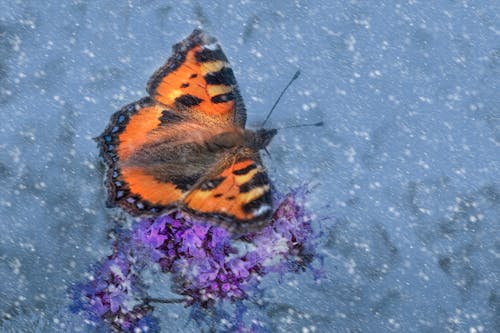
369, 69, 382, 77
418, 96, 433, 103
34, 182, 47, 190
417, 159, 429, 169
388, 206, 401, 217
0, 200, 12, 207
454, 167, 466, 176
19, 19, 36, 29
250, 48, 262, 58
10, 34, 22, 52
345, 35, 356, 52
83, 49, 95, 58
345, 147, 356, 163
84, 96, 97, 104
119, 56, 131, 64
354, 18, 370, 29
335, 87, 346, 95
84, 160, 96, 170
354, 130, 370, 140
345, 258, 356, 274
10, 258, 22, 275
418, 271, 429, 281
418, 207, 431, 215
286, 55, 299, 64
388, 95, 400, 104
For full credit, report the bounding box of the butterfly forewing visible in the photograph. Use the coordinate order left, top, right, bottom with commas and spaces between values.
97, 98, 187, 214
147, 29, 247, 127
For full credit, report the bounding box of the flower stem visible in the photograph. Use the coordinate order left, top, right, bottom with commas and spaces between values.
143, 297, 185, 304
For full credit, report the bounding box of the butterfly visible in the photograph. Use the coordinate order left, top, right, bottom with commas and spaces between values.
97, 29, 277, 232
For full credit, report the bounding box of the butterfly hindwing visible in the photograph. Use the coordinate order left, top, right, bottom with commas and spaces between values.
183, 149, 273, 231
147, 29, 247, 127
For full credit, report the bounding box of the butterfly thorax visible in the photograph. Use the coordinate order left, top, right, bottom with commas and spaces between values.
206, 128, 277, 152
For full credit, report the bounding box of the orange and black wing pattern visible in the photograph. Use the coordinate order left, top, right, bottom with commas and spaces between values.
97, 30, 248, 216
97, 30, 274, 230
147, 29, 247, 127
183, 151, 273, 232
97, 98, 186, 215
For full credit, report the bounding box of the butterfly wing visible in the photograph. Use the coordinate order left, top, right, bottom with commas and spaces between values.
147, 29, 247, 128
182, 148, 273, 232
97, 98, 190, 215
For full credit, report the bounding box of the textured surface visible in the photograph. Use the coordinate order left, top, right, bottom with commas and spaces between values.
0, 1, 498, 332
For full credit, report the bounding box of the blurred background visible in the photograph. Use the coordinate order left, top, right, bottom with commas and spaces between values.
0, 0, 498, 332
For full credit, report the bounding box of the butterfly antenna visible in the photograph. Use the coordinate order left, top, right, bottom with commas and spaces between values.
264, 147, 272, 160
275, 121, 324, 130
261, 70, 301, 127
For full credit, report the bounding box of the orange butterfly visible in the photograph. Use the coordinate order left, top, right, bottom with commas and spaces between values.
97, 30, 277, 232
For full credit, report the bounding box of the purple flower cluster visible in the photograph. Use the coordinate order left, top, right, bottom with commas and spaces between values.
71, 189, 319, 332
135, 215, 248, 307
135, 189, 315, 308
70, 248, 159, 332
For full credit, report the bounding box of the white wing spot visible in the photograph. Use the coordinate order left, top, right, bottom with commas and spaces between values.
204, 43, 219, 51
253, 205, 271, 217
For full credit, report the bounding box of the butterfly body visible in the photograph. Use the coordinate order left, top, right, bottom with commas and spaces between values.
97, 30, 276, 232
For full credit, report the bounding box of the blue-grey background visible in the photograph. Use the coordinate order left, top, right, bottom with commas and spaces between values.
0, 1, 498, 332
